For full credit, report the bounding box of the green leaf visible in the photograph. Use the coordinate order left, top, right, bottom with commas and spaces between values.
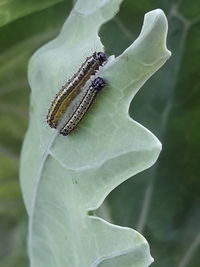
0, 0, 67, 27
105, 0, 200, 266
20, 0, 170, 266
0, 2, 71, 266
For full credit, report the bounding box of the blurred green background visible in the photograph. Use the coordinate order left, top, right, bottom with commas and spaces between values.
0, 0, 199, 266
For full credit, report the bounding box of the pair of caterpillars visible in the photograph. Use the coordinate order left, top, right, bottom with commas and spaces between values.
47, 52, 107, 135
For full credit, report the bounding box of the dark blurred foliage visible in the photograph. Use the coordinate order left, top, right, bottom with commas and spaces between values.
0, 0, 200, 266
